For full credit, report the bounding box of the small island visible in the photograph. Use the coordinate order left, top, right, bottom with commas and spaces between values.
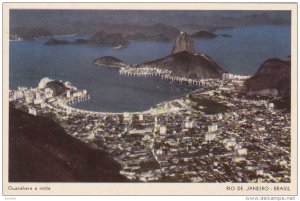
191, 30, 217, 39
93, 56, 129, 68
45, 38, 71, 45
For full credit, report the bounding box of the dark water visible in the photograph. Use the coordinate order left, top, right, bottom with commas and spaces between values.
194, 25, 291, 75
9, 25, 291, 112
9, 36, 194, 112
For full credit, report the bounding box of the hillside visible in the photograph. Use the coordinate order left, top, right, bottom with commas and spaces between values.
245, 58, 291, 97
138, 51, 224, 79
9, 105, 127, 182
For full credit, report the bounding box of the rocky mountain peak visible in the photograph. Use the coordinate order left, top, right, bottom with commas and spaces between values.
171, 31, 195, 55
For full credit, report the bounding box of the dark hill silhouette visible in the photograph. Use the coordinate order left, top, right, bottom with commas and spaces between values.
45, 80, 67, 96
9, 105, 127, 182
138, 51, 224, 79
245, 58, 291, 97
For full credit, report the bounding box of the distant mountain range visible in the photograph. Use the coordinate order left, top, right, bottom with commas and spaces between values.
43, 23, 180, 47
88, 31, 129, 48
12, 23, 180, 44
10, 10, 290, 35
10, 10, 290, 41
98, 23, 180, 41
43, 27, 231, 47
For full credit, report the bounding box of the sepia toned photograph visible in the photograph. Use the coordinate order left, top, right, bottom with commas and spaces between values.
2, 2, 297, 196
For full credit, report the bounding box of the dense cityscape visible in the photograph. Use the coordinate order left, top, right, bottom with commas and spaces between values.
9, 74, 291, 183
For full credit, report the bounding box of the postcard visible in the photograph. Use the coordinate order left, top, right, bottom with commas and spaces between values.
2, 2, 297, 196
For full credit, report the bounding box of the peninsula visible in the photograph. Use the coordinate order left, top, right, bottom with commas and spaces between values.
94, 31, 224, 80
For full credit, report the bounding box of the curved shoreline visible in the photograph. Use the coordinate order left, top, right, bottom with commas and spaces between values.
9, 75, 291, 182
